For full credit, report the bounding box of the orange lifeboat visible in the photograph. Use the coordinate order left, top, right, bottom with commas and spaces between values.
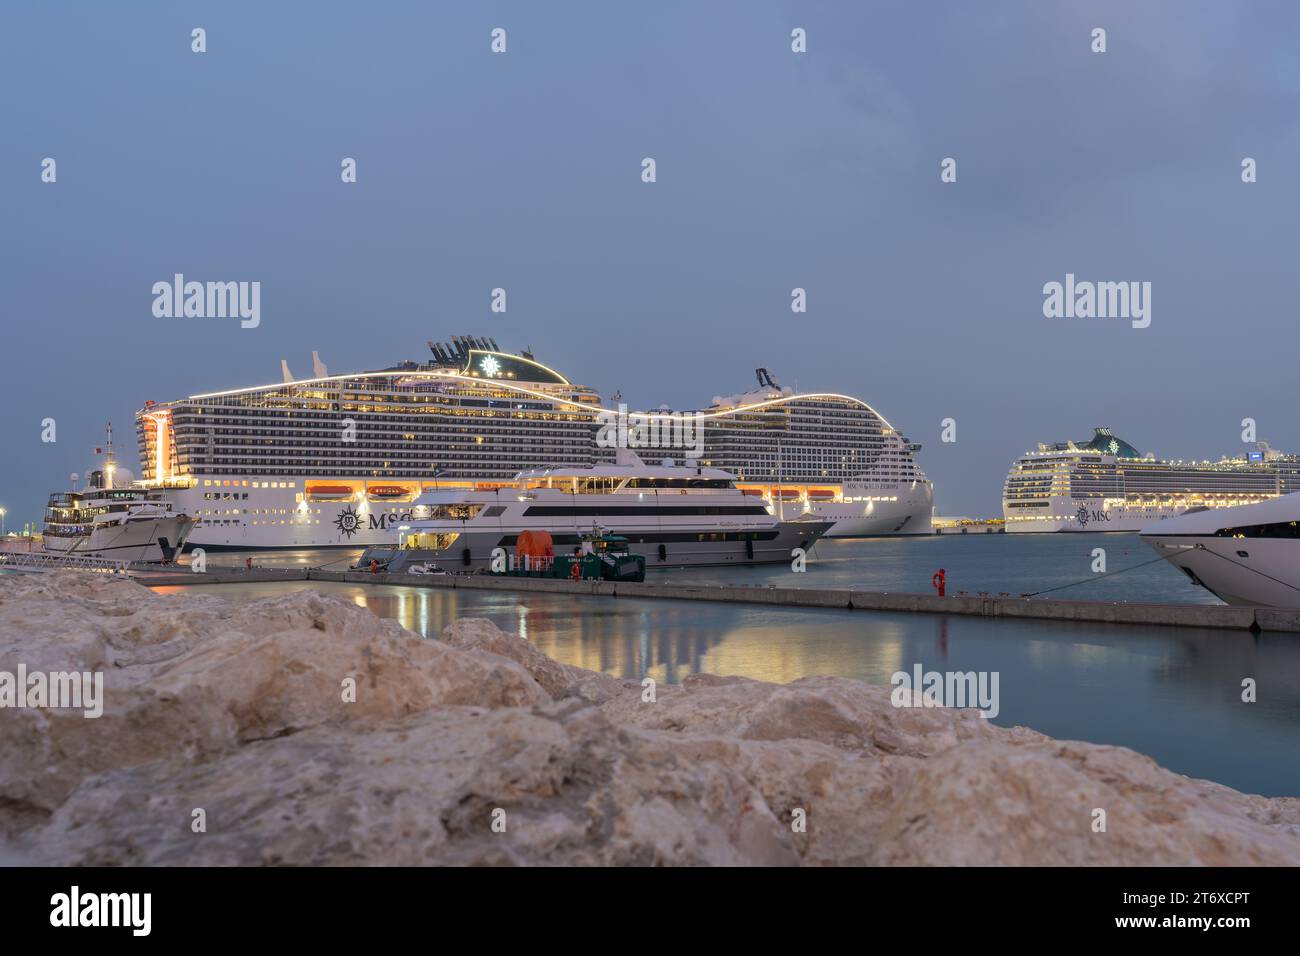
808, 488, 836, 500
367, 485, 411, 499
516, 530, 555, 570
773, 489, 801, 499
740, 488, 765, 497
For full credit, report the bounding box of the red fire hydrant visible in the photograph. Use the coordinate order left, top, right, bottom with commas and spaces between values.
931, 568, 946, 597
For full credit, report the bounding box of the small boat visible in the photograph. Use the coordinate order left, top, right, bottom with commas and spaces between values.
807, 488, 836, 500
367, 485, 412, 499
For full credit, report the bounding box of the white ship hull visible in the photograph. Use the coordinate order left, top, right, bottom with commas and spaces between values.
42, 515, 193, 562
1141, 494, 1300, 607
173, 476, 939, 549
1006, 498, 1276, 533
785, 481, 934, 536
171, 483, 417, 551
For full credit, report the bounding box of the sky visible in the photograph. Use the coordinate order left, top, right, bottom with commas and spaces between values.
3, 0, 1299, 528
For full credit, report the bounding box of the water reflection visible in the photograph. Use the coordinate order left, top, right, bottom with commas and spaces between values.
158, 580, 1300, 796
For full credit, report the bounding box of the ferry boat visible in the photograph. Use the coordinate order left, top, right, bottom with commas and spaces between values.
128, 339, 932, 549
1142, 495, 1300, 607
41, 429, 194, 562
1002, 428, 1300, 533
358, 454, 834, 572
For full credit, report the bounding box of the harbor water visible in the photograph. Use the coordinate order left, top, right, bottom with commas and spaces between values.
159, 534, 1299, 797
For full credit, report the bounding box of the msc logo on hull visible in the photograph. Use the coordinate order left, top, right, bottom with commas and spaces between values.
334, 505, 415, 538
1075, 505, 1111, 528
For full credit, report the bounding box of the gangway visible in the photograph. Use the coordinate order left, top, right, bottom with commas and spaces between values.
0, 552, 140, 575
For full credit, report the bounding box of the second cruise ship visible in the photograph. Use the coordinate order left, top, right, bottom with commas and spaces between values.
1003, 427, 1300, 532
129, 339, 933, 550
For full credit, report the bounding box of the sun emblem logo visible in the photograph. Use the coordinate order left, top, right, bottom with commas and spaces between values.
1076, 505, 1089, 527
480, 355, 501, 377
334, 504, 362, 538
1108, 438, 1119, 455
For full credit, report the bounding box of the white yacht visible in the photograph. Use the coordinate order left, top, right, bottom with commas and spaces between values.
41, 430, 194, 562
1141, 495, 1300, 607
359, 454, 834, 572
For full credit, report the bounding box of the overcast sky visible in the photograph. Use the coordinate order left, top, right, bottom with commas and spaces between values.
3, 0, 1298, 525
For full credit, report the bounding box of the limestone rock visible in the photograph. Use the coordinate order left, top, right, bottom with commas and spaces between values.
1, 571, 1298, 866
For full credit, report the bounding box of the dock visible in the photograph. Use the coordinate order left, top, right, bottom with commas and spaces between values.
131, 566, 1300, 634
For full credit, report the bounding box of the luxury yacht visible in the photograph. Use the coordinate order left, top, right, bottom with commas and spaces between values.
358, 453, 833, 572
41, 428, 194, 563
1141, 494, 1300, 607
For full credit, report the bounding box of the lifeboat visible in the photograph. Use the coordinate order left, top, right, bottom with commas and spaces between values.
772, 489, 801, 499
808, 488, 836, 500
367, 485, 412, 500
740, 488, 765, 497
306, 485, 355, 500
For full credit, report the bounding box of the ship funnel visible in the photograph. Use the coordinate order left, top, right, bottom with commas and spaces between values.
280, 359, 294, 383
311, 351, 328, 378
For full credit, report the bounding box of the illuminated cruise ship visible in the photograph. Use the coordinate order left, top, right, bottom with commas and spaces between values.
132, 341, 933, 550
135, 338, 608, 550
692, 370, 933, 536
1002, 427, 1300, 533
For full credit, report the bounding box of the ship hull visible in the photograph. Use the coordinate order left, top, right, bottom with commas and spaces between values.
1005, 498, 1276, 533
365, 520, 833, 573
801, 482, 934, 536
42, 516, 193, 563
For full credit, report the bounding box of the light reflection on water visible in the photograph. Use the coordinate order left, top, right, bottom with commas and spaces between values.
158, 579, 1300, 797
190, 532, 1219, 604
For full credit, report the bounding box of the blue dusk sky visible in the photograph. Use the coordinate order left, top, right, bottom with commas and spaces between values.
2, 0, 1298, 526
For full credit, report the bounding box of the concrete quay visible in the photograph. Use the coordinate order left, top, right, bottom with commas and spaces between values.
129, 566, 1300, 634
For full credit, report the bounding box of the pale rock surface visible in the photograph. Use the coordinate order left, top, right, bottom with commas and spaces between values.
1, 571, 1297, 866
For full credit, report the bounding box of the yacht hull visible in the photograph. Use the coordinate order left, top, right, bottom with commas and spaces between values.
365, 520, 833, 573
1141, 494, 1300, 607
42, 515, 194, 563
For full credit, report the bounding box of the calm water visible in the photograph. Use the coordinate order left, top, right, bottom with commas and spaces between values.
198, 532, 1219, 604
159, 566, 1300, 798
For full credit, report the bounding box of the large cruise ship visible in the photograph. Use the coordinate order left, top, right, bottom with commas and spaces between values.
1003, 427, 1300, 533
691, 370, 933, 536
131, 340, 933, 550
134, 337, 606, 550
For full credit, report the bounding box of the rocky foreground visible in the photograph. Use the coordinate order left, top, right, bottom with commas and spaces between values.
1, 572, 1298, 865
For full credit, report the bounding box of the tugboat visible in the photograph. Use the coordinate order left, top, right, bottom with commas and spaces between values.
490, 529, 646, 582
